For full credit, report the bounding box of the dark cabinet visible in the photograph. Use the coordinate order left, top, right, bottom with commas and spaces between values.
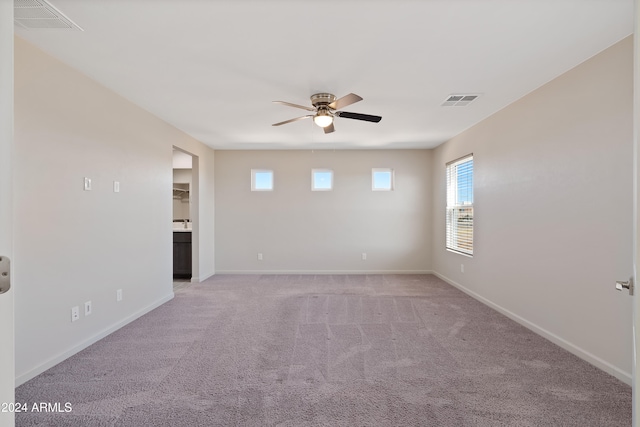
173, 232, 192, 279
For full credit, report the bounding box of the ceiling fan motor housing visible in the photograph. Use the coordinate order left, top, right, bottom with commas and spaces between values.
310, 93, 337, 108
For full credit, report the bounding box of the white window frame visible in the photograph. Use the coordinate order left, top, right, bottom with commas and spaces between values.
251, 169, 274, 191
372, 168, 394, 191
311, 169, 333, 191
446, 155, 473, 256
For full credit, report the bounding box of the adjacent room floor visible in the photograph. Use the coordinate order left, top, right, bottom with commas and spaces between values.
15, 274, 631, 426
172, 278, 193, 292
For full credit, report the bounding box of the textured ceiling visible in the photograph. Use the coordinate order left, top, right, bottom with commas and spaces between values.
15, 0, 634, 150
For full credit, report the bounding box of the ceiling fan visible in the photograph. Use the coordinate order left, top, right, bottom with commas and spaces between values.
272, 93, 382, 134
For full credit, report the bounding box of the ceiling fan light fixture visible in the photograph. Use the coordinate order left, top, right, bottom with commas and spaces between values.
273, 92, 381, 132
313, 111, 333, 128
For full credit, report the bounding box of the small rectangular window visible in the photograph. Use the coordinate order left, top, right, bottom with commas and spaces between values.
312, 169, 333, 191
251, 169, 273, 191
372, 168, 394, 191
446, 155, 473, 256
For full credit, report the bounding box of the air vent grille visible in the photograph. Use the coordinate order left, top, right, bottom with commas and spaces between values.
442, 94, 480, 107
14, 0, 83, 31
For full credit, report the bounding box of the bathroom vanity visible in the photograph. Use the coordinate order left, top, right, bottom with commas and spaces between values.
173, 230, 192, 279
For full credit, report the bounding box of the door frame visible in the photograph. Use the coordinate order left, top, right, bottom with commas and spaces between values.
172, 146, 200, 282
0, 2, 15, 427
633, 0, 639, 425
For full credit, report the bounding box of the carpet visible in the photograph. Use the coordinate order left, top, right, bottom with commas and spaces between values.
15, 274, 631, 426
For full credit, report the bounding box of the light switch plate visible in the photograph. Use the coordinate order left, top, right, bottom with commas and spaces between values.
113, 181, 120, 193
84, 177, 92, 191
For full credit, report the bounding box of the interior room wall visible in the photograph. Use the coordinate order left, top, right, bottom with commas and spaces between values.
173, 169, 191, 221
173, 168, 192, 186
172, 192, 189, 221
431, 36, 633, 383
215, 149, 432, 273
13, 37, 215, 384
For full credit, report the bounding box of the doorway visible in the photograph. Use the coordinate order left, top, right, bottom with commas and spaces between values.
172, 148, 195, 290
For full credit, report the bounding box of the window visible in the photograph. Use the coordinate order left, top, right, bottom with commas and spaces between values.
251, 169, 273, 191
372, 168, 394, 191
446, 155, 473, 255
312, 169, 333, 191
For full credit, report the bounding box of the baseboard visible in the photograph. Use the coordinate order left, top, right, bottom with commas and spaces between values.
214, 270, 434, 275
432, 271, 632, 386
15, 292, 175, 387
195, 271, 215, 282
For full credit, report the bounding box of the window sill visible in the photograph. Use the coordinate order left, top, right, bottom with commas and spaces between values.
446, 248, 473, 258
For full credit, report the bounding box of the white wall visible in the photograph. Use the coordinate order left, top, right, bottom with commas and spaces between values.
0, 2, 14, 426
13, 38, 215, 384
215, 149, 432, 273
173, 169, 192, 185
173, 169, 191, 220
172, 150, 193, 169
432, 36, 634, 383
173, 195, 190, 221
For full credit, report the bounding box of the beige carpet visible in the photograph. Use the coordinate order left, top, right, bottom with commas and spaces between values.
16, 274, 631, 426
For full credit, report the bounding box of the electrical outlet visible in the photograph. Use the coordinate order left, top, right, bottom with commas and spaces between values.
71, 306, 79, 322
461, 264, 465, 273
116, 289, 123, 302
257, 253, 263, 261
362, 253, 367, 260
84, 301, 92, 316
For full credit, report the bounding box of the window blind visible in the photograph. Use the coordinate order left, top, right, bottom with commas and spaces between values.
446, 155, 473, 255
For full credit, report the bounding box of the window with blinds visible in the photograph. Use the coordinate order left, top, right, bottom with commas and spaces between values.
446, 155, 473, 256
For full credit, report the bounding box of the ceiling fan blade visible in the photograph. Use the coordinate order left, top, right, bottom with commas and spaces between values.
272, 115, 313, 126
273, 101, 316, 112
323, 123, 335, 134
336, 111, 382, 123
328, 93, 363, 110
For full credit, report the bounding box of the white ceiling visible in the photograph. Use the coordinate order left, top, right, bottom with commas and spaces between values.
15, 0, 634, 150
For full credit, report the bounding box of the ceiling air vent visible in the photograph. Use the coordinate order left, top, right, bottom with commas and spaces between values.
442, 94, 480, 107
14, 0, 83, 31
